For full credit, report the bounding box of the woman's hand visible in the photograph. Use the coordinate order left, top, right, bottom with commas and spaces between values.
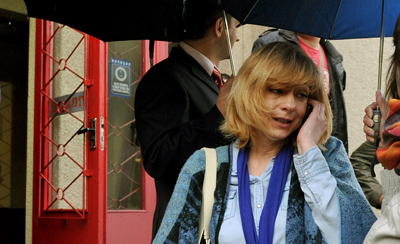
297, 99, 327, 155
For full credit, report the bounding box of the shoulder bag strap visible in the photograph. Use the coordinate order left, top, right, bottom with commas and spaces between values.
198, 147, 217, 244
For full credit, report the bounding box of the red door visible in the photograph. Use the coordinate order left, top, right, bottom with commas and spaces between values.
32, 20, 168, 244
32, 20, 108, 244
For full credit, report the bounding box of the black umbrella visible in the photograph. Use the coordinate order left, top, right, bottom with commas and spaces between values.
24, 0, 240, 70
24, 0, 186, 66
24, 0, 184, 42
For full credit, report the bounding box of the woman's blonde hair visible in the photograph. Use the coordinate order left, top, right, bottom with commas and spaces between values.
221, 41, 332, 149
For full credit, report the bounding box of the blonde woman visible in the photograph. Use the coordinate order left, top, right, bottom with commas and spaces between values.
153, 42, 376, 244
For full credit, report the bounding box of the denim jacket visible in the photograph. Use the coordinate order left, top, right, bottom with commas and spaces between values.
153, 137, 376, 244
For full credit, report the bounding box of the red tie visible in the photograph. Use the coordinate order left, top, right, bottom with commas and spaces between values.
212, 66, 223, 89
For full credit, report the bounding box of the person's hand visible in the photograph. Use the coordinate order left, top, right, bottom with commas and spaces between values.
216, 75, 234, 117
297, 99, 327, 155
363, 101, 377, 143
363, 90, 389, 144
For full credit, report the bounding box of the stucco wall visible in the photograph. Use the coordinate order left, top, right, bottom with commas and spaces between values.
26, 16, 35, 244
333, 38, 393, 154
0, 0, 27, 14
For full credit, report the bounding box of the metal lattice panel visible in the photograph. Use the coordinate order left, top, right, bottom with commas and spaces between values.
38, 24, 88, 219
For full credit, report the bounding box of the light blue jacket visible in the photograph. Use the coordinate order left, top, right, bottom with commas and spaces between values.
153, 137, 376, 244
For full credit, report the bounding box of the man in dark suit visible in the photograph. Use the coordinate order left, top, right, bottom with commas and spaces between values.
134, 0, 240, 239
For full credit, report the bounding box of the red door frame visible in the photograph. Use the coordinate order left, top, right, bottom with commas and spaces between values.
32, 19, 169, 244
32, 20, 108, 244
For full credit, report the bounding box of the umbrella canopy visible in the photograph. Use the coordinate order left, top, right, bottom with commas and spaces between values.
24, 0, 184, 42
209, 0, 400, 40
24, 0, 400, 41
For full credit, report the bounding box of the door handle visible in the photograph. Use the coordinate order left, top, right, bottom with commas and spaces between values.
77, 118, 97, 150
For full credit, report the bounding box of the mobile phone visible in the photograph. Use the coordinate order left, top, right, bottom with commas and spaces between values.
301, 105, 313, 125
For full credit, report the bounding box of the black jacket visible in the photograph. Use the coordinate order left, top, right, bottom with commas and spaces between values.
253, 29, 348, 152
134, 46, 230, 238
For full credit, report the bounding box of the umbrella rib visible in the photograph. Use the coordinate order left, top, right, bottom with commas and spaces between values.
243, 0, 260, 23
329, 0, 343, 39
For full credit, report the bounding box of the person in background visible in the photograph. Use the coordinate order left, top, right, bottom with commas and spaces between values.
134, 0, 240, 239
363, 13, 400, 244
349, 141, 384, 209
153, 42, 376, 244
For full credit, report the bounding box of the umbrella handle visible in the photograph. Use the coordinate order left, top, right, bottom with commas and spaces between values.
222, 11, 236, 76
373, 0, 385, 144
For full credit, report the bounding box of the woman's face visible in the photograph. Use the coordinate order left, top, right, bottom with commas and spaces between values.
259, 85, 310, 143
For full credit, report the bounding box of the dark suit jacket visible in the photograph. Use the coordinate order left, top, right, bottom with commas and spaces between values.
134, 46, 230, 239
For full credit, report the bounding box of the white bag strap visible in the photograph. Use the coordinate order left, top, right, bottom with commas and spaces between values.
197, 148, 217, 244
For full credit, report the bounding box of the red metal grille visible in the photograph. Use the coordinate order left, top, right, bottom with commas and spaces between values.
37, 23, 88, 219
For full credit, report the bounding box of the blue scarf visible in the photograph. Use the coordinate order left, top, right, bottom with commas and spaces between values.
237, 144, 293, 244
